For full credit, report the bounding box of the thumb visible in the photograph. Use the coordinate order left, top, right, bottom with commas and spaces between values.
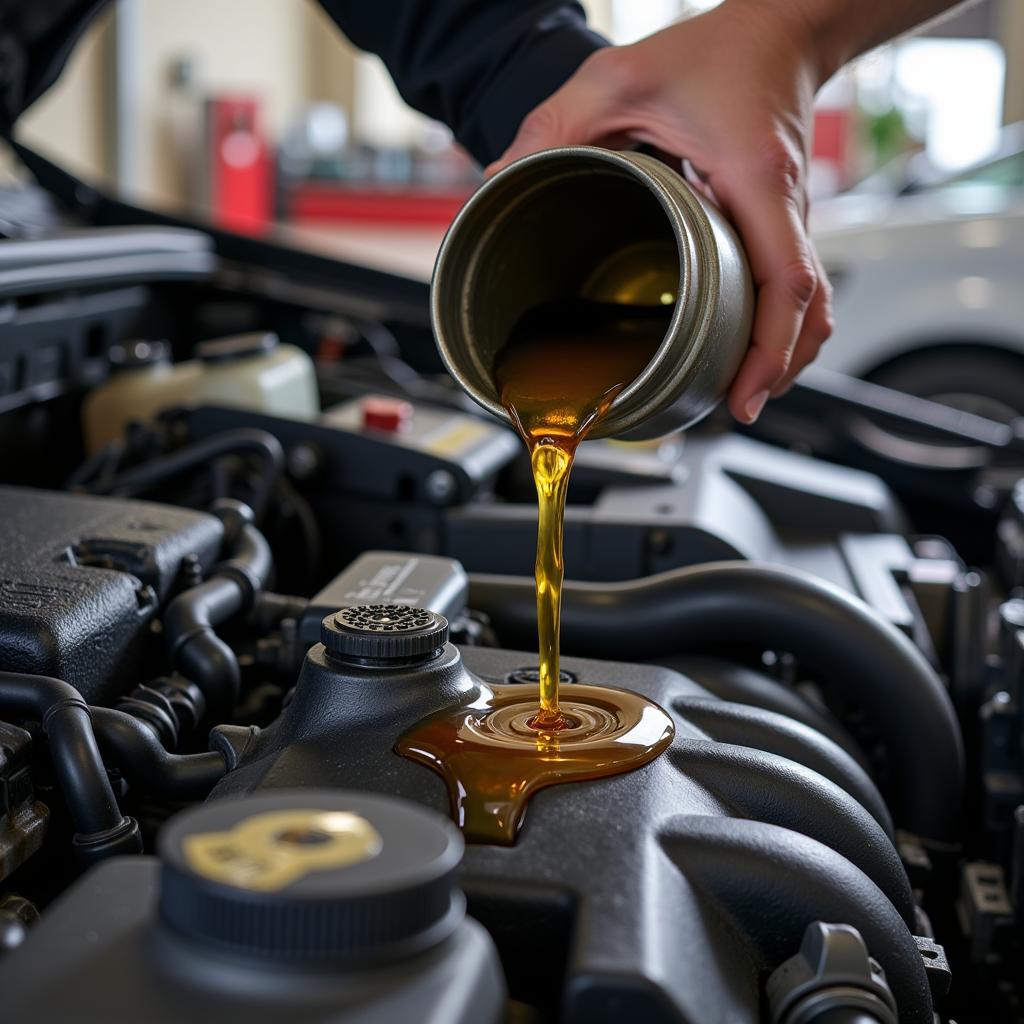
485, 54, 619, 177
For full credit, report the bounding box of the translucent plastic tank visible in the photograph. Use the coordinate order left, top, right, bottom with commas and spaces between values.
83, 333, 318, 453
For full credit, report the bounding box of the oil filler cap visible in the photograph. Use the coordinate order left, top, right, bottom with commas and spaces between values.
157, 790, 464, 964
321, 603, 449, 667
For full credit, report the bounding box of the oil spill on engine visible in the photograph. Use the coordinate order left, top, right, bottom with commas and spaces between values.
396, 683, 674, 843
397, 297, 676, 844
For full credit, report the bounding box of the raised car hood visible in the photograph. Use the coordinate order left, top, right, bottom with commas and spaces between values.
0, 0, 431, 326
0, 1, 110, 134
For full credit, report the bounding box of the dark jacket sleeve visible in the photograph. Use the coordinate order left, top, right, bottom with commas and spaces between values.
316, 1, 607, 165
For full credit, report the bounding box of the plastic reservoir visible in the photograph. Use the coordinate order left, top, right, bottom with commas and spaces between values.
83, 333, 319, 453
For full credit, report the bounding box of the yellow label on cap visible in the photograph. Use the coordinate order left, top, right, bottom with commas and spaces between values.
183, 809, 383, 892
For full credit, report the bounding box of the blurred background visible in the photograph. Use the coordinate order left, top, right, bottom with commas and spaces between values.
5, 0, 1023, 279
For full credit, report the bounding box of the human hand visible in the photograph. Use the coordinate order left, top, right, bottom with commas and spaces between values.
486, 1, 835, 423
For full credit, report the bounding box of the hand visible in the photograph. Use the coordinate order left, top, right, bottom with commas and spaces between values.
486, 1, 835, 424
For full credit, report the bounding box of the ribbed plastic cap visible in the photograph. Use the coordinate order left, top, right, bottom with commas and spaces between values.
321, 604, 449, 666
157, 790, 464, 964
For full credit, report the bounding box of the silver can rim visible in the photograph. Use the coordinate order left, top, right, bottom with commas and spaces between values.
430, 145, 720, 438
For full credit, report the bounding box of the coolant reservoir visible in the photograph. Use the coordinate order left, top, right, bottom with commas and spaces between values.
83, 332, 318, 453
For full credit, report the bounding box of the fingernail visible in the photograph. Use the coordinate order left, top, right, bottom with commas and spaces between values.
744, 389, 770, 423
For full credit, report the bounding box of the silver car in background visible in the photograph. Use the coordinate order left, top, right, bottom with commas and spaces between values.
811, 126, 1024, 423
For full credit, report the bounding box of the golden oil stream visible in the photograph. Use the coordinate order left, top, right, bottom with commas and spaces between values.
397, 286, 677, 844
495, 297, 669, 727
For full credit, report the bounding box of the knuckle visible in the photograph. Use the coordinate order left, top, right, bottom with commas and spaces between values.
782, 257, 817, 308
518, 102, 562, 141
758, 135, 803, 194
816, 310, 835, 344
762, 346, 793, 381
816, 269, 835, 307
584, 45, 645, 97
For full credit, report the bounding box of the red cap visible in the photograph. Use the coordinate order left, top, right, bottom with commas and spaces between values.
362, 397, 413, 433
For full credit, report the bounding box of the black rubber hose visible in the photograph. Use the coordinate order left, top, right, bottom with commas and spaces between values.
219, 521, 273, 594
163, 577, 244, 718
163, 514, 273, 719
90, 707, 227, 799
89, 429, 284, 521
0, 672, 140, 859
468, 561, 963, 841
251, 591, 309, 632
272, 477, 323, 593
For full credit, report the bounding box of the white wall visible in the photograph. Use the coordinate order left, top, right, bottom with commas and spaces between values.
9, 0, 630, 198
18, 0, 1017, 207
17, 7, 115, 184
123, 0, 314, 204
14, 0, 333, 204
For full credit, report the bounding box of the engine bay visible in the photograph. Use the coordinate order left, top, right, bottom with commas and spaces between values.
0, 197, 1023, 1023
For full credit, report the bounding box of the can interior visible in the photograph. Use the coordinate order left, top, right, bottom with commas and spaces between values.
440, 153, 683, 415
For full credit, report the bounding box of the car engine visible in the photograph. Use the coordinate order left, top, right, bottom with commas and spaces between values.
0, 212, 1022, 1024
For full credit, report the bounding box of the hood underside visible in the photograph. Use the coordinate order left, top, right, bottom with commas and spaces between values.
0, 0, 110, 134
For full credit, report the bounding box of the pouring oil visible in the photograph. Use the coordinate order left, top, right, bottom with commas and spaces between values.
494, 298, 671, 725
396, 296, 676, 843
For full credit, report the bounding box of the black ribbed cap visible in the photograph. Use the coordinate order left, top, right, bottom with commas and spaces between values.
321, 604, 449, 667
157, 790, 464, 964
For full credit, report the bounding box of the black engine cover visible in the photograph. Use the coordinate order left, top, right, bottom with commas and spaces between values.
0, 487, 222, 702
213, 642, 932, 1023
